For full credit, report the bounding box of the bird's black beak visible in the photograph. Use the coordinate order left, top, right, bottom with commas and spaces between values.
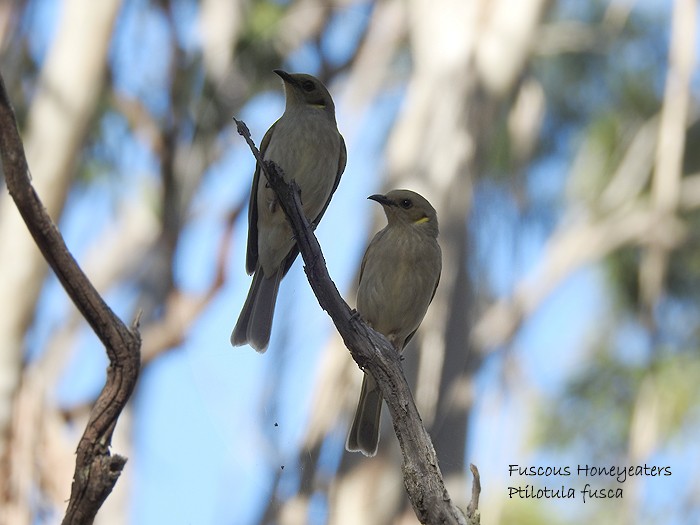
368, 194, 395, 207
274, 69, 296, 85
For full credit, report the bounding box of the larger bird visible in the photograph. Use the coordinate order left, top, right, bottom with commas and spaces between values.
231, 70, 346, 352
346, 189, 442, 456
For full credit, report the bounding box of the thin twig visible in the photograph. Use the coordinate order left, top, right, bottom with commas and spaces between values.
0, 72, 141, 525
467, 464, 481, 522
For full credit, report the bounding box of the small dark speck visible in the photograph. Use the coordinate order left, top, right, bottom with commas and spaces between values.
274, 422, 279, 427
281, 465, 285, 470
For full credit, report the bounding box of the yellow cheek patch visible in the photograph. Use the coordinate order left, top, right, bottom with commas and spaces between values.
415, 216, 430, 224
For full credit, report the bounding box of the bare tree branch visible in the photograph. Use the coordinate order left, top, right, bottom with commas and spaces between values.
0, 71, 140, 525
233, 117, 479, 525
0, 2, 122, 482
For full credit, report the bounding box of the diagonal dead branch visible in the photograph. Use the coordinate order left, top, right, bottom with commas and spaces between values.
0, 72, 140, 524
233, 116, 479, 525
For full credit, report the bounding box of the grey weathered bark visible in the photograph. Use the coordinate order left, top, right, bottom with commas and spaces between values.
234, 117, 478, 525
0, 2, 123, 509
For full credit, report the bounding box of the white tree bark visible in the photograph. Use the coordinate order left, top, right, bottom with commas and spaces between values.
639, 0, 696, 311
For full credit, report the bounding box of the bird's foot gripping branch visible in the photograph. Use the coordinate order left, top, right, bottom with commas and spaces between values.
233, 116, 480, 525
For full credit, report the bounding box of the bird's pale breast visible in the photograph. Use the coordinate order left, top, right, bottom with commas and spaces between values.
356, 226, 440, 349
257, 109, 341, 276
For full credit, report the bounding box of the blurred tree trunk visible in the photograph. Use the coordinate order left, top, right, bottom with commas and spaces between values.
0, 0, 122, 522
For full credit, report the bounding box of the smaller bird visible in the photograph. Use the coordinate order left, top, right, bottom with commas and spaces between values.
346, 189, 442, 457
231, 70, 346, 352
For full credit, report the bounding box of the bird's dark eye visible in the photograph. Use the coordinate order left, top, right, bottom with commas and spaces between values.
302, 80, 315, 92
400, 199, 413, 209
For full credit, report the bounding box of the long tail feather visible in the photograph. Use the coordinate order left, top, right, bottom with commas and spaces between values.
346, 373, 383, 456
231, 268, 282, 352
